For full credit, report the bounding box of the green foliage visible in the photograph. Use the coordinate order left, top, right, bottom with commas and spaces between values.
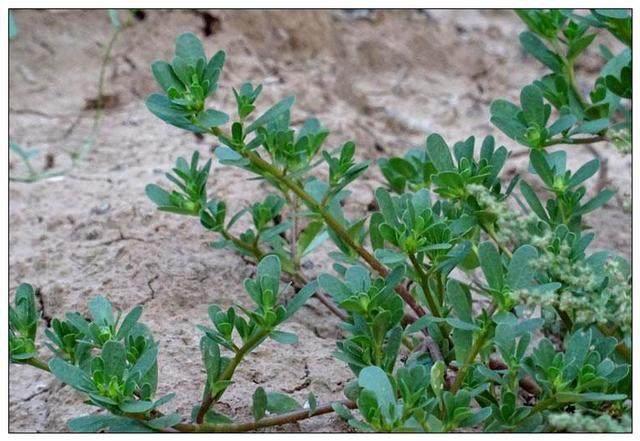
12, 17, 631, 433
146, 151, 212, 216
519, 150, 614, 231
147, 33, 228, 133
320, 266, 405, 373
492, 9, 631, 152
10, 291, 168, 431
9, 255, 318, 432
9, 284, 38, 361
141, 28, 630, 433
335, 365, 491, 432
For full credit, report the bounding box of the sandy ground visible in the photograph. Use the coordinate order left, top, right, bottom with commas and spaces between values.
8, 9, 631, 432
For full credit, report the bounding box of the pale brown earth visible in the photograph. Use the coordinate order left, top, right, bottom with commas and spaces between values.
8, 9, 631, 432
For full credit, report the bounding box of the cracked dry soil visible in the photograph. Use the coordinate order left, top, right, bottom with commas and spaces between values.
9, 10, 631, 432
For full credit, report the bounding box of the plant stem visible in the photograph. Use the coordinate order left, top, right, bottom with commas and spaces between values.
73, 22, 122, 164
290, 195, 301, 271
511, 396, 555, 431
195, 329, 269, 424
179, 399, 356, 432
450, 303, 497, 393
408, 253, 441, 317
548, 37, 589, 112
23, 357, 51, 372
542, 136, 608, 147
209, 131, 443, 361
565, 61, 590, 112
227, 142, 442, 357
482, 223, 512, 258
221, 228, 346, 320
242, 150, 431, 320
222, 229, 264, 259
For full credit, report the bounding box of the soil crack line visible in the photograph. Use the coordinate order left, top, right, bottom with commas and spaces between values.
142, 274, 160, 306
21, 386, 51, 403
89, 230, 147, 247
35, 287, 52, 327
282, 361, 311, 393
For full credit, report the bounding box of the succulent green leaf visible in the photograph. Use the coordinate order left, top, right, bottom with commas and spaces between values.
358, 366, 395, 418
175, 32, 206, 64
426, 133, 455, 172
270, 330, 298, 345
506, 245, 538, 290
266, 392, 302, 414
478, 242, 504, 291
252, 387, 267, 421
246, 96, 295, 133
49, 358, 95, 393
102, 340, 127, 380
519, 31, 563, 72
285, 280, 318, 319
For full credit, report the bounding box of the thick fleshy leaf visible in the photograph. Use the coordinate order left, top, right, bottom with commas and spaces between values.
519, 31, 563, 72
529, 150, 555, 187
358, 366, 395, 419
285, 280, 318, 319
145, 413, 182, 430
49, 358, 94, 393
574, 189, 615, 216
88, 296, 114, 326
252, 387, 267, 421
129, 345, 159, 380
520, 180, 549, 222
318, 274, 352, 303
116, 306, 142, 340
175, 32, 205, 64
102, 340, 126, 380
196, 109, 229, 129
270, 330, 298, 345
266, 392, 302, 414
151, 61, 184, 93
478, 241, 504, 291
426, 134, 455, 172
506, 245, 538, 290
119, 400, 155, 414
568, 159, 600, 188
446, 280, 472, 322
246, 96, 295, 133
375, 187, 398, 227
146, 94, 201, 132
520, 85, 545, 127
145, 184, 172, 207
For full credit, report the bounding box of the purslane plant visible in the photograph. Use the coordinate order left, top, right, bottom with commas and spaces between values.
11, 9, 631, 433
10, 257, 335, 432
490, 9, 631, 152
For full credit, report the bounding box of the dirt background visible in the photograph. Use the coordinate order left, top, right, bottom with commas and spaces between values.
8, 9, 631, 432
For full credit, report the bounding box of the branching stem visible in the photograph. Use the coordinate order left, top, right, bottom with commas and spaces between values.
210, 131, 443, 361
450, 303, 497, 393
195, 328, 269, 423
23, 357, 51, 372
179, 399, 356, 432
